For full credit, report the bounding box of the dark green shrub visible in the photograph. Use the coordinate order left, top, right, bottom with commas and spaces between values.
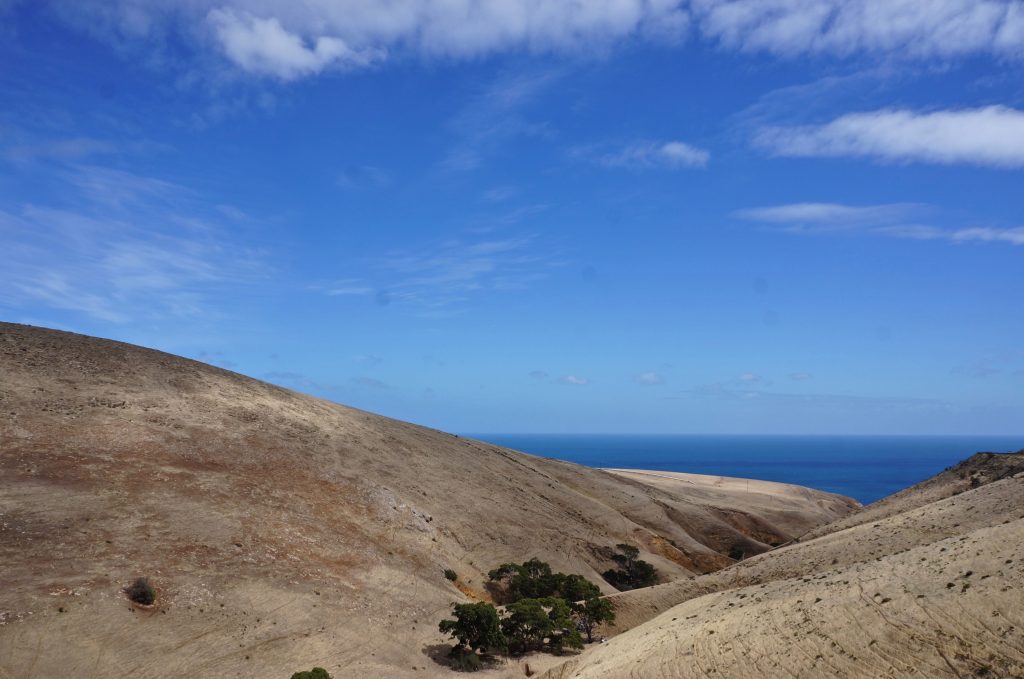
290, 668, 331, 679
602, 544, 657, 591
444, 568, 458, 581
126, 577, 155, 605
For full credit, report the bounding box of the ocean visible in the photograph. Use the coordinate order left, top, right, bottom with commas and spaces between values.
466, 434, 1024, 504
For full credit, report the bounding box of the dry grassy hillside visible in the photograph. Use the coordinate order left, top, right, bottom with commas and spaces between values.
0, 323, 854, 679
544, 453, 1024, 678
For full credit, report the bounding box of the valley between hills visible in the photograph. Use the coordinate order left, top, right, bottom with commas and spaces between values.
1, 322, 1022, 678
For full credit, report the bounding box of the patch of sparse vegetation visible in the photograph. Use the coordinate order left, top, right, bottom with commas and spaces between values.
126, 577, 155, 605
602, 544, 657, 591
444, 568, 458, 581
290, 668, 331, 679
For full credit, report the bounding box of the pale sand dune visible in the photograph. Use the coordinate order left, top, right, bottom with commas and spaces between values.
0, 323, 852, 679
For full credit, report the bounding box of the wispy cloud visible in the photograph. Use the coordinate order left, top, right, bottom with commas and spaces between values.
443, 71, 557, 171
691, 0, 1024, 59
877, 224, 1024, 246
755, 106, 1024, 168
735, 201, 1024, 246
559, 375, 590, 386
635, 371, 666, 385
576, 140, 710, 169
370, 235, 552, 312
326, 280, 374, 296
0, 164, 265, 324
734, 202, 919, 229
675, 384, 952, 412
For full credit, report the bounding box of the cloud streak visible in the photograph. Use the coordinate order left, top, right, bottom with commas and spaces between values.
736, 201, 1024, 246
690, 0, 1024, 59
755, 106, 1024, 168
0, 165, 265, 324
580, 140, 710, 169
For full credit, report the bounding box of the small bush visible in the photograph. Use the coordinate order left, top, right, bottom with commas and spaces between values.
444, 568, 458, 581
290, 668, 331, 679
126, 577, 155, 605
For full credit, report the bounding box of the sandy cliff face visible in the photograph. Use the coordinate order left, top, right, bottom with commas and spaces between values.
0, 323, 854, 679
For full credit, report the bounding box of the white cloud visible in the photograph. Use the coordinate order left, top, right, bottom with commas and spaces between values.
755, 106, 1024, 168
635, 371, 665, 385
789, 372, 814, 380
559, 375, 590, 385
327, 286, 373, 296
691, 0, 1024, 59
735, 202, 918, 226
737, 201, 1024, 247
585, 140, 710, 169
208, 9, 382, 80
47, 0, 1024, 82
878, 224, 1024, 246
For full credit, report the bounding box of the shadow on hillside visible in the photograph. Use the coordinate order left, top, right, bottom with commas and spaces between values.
422, 644, 508, 672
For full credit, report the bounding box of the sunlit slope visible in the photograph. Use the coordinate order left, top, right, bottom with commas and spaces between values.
0, 323, 853, 679
544, 455, 1024, 678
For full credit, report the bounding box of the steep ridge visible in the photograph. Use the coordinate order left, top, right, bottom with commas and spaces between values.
543, 457, 1024, 678
0, 323, 854, 678
800, 450, 1024, 541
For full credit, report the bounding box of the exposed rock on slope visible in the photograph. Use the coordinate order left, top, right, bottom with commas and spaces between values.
0, 323, 854, 678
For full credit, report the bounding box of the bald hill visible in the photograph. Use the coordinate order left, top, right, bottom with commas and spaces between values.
0, 322, 854, 678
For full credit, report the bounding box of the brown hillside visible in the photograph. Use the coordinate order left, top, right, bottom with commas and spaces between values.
543, 455, 1024, 678
0, 323, 854, 678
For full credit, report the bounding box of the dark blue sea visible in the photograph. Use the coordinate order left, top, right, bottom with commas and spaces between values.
466, 434, 1024, 505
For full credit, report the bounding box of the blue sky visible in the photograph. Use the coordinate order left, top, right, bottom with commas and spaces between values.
2, 1, 1023, 434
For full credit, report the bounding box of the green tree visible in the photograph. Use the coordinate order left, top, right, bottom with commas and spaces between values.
559, 573, 601, 603
290, 669, 331, 679
502, 598, 583, 655
602, 544, 657, 591
487, 559, 602, 604
439, 602, 507, 654
573, 596, 616, 643
544, 598, 584, 654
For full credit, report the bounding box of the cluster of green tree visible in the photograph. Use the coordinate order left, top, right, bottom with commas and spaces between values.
438, 558, 618, 670
601, 544, 657, 591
